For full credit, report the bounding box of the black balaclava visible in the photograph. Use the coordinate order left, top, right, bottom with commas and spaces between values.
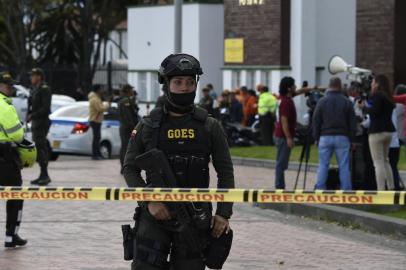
163, 77, 197, 114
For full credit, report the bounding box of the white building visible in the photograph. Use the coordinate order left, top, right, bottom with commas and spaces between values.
127, 3, 224, 116
127, 1, 357, 121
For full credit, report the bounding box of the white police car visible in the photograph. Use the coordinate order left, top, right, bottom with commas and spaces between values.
45, 102, 120, 160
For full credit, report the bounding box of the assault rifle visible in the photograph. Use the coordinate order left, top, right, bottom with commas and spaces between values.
134, 148, 210, 253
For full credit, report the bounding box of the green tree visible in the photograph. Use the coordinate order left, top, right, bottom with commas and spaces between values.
0, 0, 137, 89
35, 0, 137, 91
0, 0, 48, 80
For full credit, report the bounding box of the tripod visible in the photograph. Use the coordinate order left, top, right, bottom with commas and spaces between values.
294, 111, 314, 190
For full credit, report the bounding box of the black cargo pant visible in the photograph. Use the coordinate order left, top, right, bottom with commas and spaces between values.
90, 121, 102, 158
389, 147, 402, 190
132, 209, 206, 270
259, 112, 275, 145
361, 130, 377, 190
32, 119, 51, 170
0, 157, 24, 236
120, 125, 133, 169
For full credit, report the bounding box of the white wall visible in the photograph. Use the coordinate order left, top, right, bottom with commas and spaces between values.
198, 4, 224, 98
290, 0, 356, 124
315, 0, 356, 86
128, 4, 224, 112
129, 6, 175, 71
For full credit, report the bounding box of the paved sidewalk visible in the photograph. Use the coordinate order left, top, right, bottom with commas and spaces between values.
0, 157, 405, 270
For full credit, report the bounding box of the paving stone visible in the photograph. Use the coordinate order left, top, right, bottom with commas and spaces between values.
0, 156, 404, 269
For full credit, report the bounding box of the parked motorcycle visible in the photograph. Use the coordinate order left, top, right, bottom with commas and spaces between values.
219, 107, 261, 147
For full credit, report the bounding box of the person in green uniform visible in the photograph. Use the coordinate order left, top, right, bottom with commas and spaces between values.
0, 72, 28, 247
257, 84, 277, 145
123, 53, 235, 270
198, 87, 214, 115
27, 68, 52, 186
118, 84, 139, 173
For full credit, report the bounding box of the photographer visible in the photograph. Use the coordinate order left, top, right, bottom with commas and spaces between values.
348, 81, 376, 190
359, 75, 395, 190
312, 77, 356, 190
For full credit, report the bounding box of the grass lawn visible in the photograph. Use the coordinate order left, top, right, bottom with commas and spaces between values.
230, 145, 406, 171
385, 207, 406, 219
367, 206, 406, 220
383, 207, 406, 219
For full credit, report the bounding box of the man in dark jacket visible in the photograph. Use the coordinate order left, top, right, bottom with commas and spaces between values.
118, 84, 139, 173
312, 77, 357, 190
230, 91, 243, 123
198, 87, 214, 115
27, 68, 52, 186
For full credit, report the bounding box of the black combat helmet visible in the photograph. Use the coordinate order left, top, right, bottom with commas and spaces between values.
157, 53, 203, 114
158, 53, 203, 84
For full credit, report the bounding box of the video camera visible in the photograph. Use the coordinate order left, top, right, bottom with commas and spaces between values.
302, 81, 324, 112
328, 55, 373, 94
305, 90, 324, 111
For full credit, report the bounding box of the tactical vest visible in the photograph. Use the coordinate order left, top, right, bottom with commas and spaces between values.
146, 106, 210, 188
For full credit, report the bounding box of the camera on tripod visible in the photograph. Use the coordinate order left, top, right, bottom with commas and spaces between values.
299, 80, 324, 113
305, 90, 324, 112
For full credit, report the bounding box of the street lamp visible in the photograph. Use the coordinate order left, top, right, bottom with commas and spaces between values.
174, 0, 183, 53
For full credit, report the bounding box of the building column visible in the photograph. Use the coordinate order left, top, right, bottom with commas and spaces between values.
223, 70, 232, 91
290, 0, 317, 124
270, 70, 282, 94
290, 0, 317, 85
240, 70, 247, 87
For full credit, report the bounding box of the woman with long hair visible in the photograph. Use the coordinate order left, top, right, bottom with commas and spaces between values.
361, 74, 396, 190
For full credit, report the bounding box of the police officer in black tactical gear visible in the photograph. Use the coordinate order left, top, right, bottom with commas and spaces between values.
27, 68, 52, 186
118, 84, 139, 173
123, 53, 235, 270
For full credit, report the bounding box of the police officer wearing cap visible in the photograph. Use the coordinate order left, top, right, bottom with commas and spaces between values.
0, 72, 33, 248
27, 68, 52, 186
123, 54, 235, 269
118, 84, 139, 173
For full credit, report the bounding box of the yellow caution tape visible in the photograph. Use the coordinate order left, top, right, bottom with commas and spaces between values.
0, 187, 405, 205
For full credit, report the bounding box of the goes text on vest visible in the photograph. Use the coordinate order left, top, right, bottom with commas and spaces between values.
167, 129, 195, 139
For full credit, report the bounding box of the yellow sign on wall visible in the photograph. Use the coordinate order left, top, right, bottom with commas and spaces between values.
224, 38, 244, 63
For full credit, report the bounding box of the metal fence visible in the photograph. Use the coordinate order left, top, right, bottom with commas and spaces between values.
2, 63, 128, 100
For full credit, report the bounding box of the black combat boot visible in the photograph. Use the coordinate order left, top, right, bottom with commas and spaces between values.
30, 175, 51, 186
5, 234, 27, 248
31, 167, 51, 186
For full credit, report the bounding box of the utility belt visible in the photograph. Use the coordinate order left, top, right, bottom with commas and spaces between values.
121, 206, 233, 269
